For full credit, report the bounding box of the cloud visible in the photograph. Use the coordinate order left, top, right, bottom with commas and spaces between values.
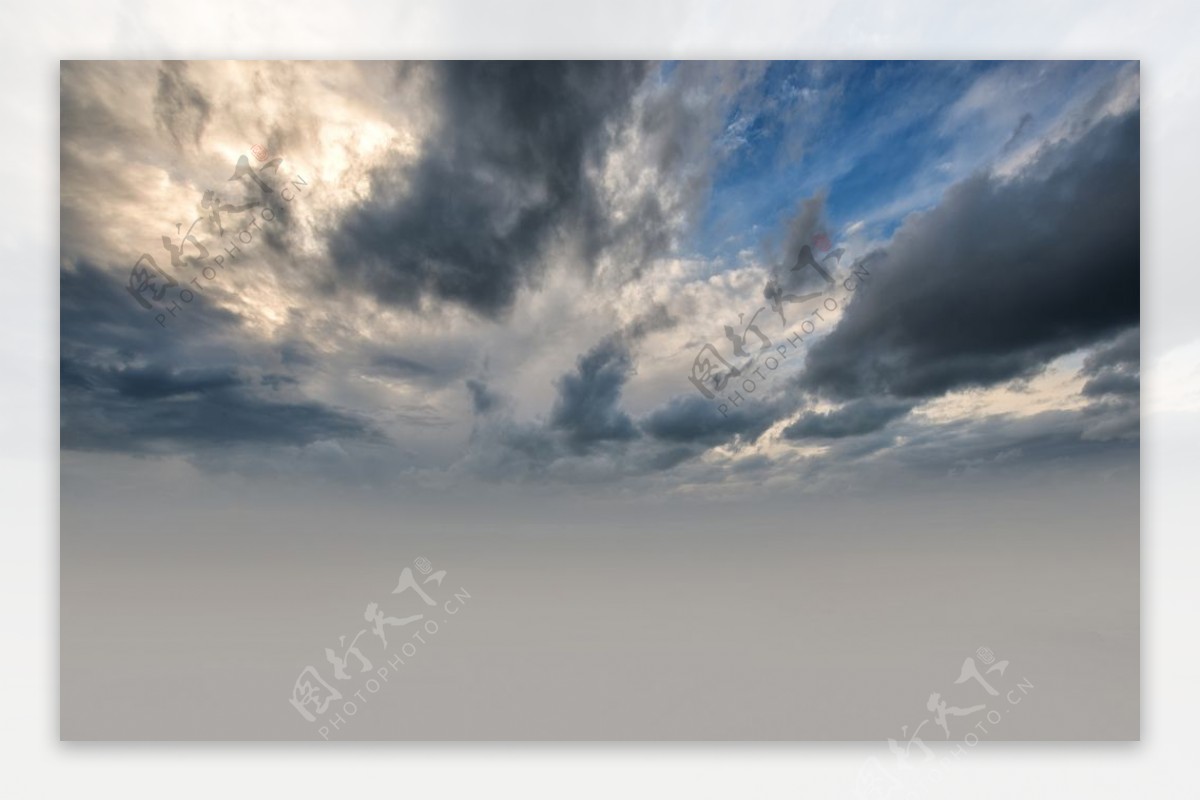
459, 305, 691, 477
549, 335, 639, 449
60, 256, 377, 459
1079, 327, 1140, 399
327, 62, 650, 318
365, 349, 473, 393
458, 105, 1141, 484
781, 398, 913, 440
465, 378, 502, 416
1075, 327, 1139, 441
57, 61, 1141, 490
1082, 371, 1140, 399
107, 365, 240, 399
471, 304, 677, 458
369, 353, 438, 379
61, 357, 375, 454
641, 394, 780, 446
801, 110, 1139, 401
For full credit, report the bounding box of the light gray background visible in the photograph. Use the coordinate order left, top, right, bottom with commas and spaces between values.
61, 467, 1137, 740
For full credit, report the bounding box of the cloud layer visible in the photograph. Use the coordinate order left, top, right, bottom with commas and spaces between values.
59, 60, 1141, 491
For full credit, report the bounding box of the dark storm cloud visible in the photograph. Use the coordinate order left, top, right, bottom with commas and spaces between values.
781, 398, 913, 440
1083, 327, 1140, 371
1074, 327, 1139, 441
549, 336, 639, 449
61, 260, 241, 355
61, 357, 374, 453
801, 110, 1139, 401
153, 61, 212, 148
1082, 372, 1140, 398
61, 260, 373, 457
641, 394, 780, 446
1079, 326, 1140, 399
515, 304, 677, 450
108, 365, 239, 399
328, 61, 650, 318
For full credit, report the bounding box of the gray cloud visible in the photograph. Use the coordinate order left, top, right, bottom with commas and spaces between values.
641, 394, 781, 447
1082, 371, 1140, 399
61, 356, 374, 454
367, 346, 474, 390
898, 406, 1137, 475
801, 111, 1139, 402
369, 353, 437, 379
61, 259, 375, 457
1079, 327, 1140, 399
327, 62, 650, 318
461, 306, 692, 476
783, 404, 1138, 493
60, 259, 241, 368
108, 365, 240, 399
781, 398, 913, 440
550, 336, 639, 449
465, 378, 502, 416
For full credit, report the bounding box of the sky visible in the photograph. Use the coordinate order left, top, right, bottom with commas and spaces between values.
59, 60, 1140, 493
59, 60, 1140, 740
